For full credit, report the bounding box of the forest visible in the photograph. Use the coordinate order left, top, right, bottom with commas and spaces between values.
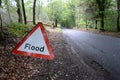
0, 0, 120, 79
0, 0, 120, 41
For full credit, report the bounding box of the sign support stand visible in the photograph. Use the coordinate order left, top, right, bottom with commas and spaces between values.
12, 22, 54, 60
47, 60, 54, 80
12, 22, 54, 79
38, 60, 54, 80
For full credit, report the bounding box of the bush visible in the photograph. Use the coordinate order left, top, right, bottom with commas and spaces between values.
9, 22, 31, 38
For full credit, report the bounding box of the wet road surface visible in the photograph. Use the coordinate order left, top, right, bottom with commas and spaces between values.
62, 29, 120, 80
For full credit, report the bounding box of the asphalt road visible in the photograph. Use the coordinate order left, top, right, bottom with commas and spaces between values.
62, 29, 120, 80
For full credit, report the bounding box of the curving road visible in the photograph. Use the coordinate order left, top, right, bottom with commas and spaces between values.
62, 29, 120, 80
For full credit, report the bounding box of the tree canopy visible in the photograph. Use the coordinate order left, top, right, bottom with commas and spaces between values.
0, 0, 119, 32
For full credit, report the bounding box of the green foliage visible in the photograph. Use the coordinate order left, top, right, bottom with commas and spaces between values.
1, 0, 119, 32
24, 0, 33, 20
89, 21, 94, 28
76, 20, 86, 28
48, 0, 62, 21
9, 22, 31, 38
73, 0, 119, 31
104, 10, 117, 31
47, 0, 75, 28
59, 2, 75, 28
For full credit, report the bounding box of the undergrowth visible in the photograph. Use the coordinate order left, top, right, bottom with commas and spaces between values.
9, 22, 33, 38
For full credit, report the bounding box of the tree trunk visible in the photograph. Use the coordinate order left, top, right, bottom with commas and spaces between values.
95, 20, 97, 29
16, 0, 22, 23
0, 0, 3, 42
0, 15, 2, 32
86, 18, 88, 29
0, 0, 2, 32
21, 0, 27, 24
100, 12, 104, 31
100, 0, 105, 31
117, 0, 120, 32
0, 0, 1, 7
55, 19, 57, 27
96, 0, 105, 31
33, 0, 37, 24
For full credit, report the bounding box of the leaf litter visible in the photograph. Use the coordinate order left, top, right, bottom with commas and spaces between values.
0, 28, 114, 80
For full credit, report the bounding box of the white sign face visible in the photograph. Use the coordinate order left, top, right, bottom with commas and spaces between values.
12, 23, 54, 60
18, 27, 49, 55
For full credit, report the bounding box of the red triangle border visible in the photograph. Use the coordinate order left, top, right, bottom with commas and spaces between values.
12, 23, 54, 60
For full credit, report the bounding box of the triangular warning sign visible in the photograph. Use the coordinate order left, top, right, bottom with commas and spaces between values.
12, 22, 54, 60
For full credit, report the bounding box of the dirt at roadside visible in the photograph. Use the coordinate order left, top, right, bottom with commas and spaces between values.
78, 28, 120, 38
46, 28, 113, 80
0, 28, 114, 80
